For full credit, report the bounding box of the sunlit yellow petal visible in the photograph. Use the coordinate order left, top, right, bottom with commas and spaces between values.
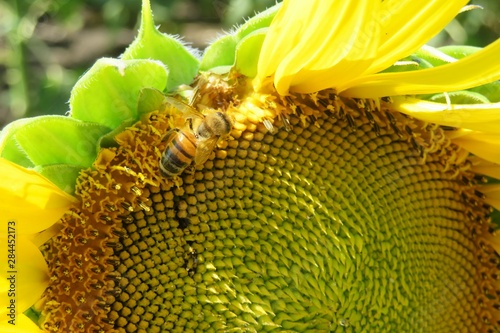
257, 0, 379, 94
0, 236, 48, 319
30, 223, 63, 248
343, 38, 500, 97
0, 158, 77, 235
286, 56, 376, 94
469, 157, 500, 179
0, 314, 43, 333
390, 97, 500, 133
451, 132, 500, 165
256, 0, 472, 95
478, 184, 500, 212
256, 0, 305, 80
286, 0, 379, 93
367, 0, 468, 74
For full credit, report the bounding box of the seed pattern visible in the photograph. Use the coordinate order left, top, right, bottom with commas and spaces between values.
40, 89, 500, 332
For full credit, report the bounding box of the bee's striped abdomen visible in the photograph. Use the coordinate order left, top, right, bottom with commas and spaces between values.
160, 131, 197, 177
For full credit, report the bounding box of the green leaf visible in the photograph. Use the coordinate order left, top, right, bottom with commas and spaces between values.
34, 164, 82, 194
0, 118, 35, 168
200, 3, 281, 75
70, 58, 168, 129
14, 116, 110, 168
122, 0, 199, 91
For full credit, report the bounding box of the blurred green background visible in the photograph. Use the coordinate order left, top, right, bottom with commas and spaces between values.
1, 0, 499, 129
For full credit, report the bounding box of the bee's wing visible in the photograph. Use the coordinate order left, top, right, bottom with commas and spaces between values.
188, 85, 200, 106
164, 97, 204, 121
194, 137, 219, 166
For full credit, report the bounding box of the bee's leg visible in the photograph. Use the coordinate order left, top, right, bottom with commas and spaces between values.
172, 176, 183, 188
184, 165, 197, 177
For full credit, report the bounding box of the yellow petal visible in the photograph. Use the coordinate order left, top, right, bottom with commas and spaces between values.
343, 38, 500, 97
257, 0, 379, 94
0, 236, 48, 318
256, 0, 471, 95
452, 132, 500, 165
469, 156, 500, 179
390, 97, 500, 133
30, 223, 63, 248
478, 184, 500, 212
0, 158, 77, 235
367, 0, 468, 74
0, 314, 43, 333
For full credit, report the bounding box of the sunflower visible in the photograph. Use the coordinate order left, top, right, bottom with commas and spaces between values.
2, 0, 500, 332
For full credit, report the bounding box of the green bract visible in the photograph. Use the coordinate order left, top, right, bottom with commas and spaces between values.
200, 35, 237, 74
414, 45, 458, 67
35, 165, 85, 194
97, 87, 171, 148
438, 45, 482, 59
427, 90, 491, 104
137, 88, 169, 116
122, 0, 199, 91
0, 118, 36, 168
470, 82, 500, 103
234, 29, 267, 77
70, 58, 168, 129
200, 3, 281, 74
13, 117, 108, 167
381, 57, 433, 73
0, 116, 109, 193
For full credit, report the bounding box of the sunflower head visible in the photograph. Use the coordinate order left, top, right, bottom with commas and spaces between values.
2, 1, 500, 332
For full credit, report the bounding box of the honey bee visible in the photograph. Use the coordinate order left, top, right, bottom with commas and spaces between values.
160, 97, 232, 178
